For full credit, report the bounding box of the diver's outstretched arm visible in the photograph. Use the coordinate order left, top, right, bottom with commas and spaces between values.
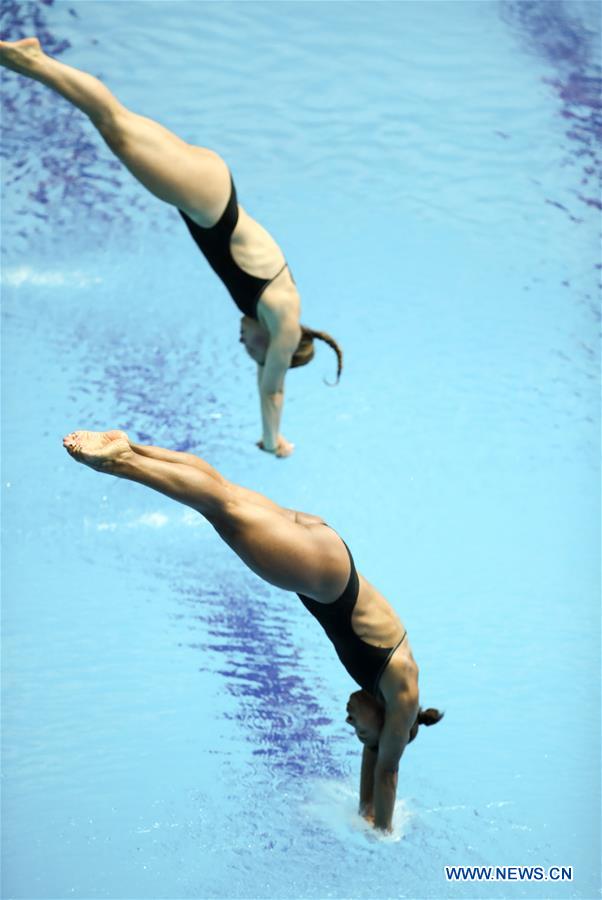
371, 692, 417, 833
63, 430, 349, 602
358, 745, 377, 823
0, 37, 230, 224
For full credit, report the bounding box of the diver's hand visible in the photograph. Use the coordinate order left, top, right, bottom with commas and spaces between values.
274, 435, 295, 458
256, 435, 295, 458
359, 801, 374, 821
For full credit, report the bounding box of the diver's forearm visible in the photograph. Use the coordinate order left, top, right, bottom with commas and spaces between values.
372, 769, 398, 832
359, 746, 377, 815
259, 388, 283, 450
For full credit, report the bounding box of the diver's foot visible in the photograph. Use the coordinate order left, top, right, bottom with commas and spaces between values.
0, 37, 44, 76
63, 430, 132, 472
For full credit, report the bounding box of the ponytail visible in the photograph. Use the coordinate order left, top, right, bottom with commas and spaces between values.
408, 707, 444, 744
418, 708, 444, 727
290, 324, 343, 385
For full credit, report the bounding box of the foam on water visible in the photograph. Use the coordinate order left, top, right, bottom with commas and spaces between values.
1, 265, 103, 288
303, 778, 412, 844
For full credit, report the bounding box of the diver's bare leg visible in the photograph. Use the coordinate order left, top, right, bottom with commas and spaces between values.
63, 431, 347, 599
130, 442, 228, 481
0, 38, 229, 223
128, 442, 302, 521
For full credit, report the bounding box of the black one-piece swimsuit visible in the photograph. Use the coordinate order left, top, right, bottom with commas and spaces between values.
179, 175, 288, 320
298, 540, 406, 697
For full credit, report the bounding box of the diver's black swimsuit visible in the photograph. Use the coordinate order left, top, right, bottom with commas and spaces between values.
179, 176, 288, 320
298, 541, 406, 697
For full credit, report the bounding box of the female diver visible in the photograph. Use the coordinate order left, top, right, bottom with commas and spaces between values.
62, 429, 443, 832
0, 38, 343, 458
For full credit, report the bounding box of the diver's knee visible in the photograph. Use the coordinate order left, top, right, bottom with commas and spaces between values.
94, 108, 130, 152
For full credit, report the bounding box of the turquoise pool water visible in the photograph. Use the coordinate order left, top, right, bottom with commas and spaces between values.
2, 2, 600, 898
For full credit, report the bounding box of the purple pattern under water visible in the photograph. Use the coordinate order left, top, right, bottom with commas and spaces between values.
501, 0, 602, 217
174, 571, 345, 779
0, 1, 154, 255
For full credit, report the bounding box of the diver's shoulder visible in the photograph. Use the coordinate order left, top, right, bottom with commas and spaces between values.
380, 642, 419, 706
258, 269, 300, 319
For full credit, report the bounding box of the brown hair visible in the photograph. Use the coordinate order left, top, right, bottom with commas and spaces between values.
290, 325, 343, 384
408, 707, 445, 744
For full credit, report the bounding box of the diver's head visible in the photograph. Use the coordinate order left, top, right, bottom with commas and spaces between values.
240, 317, 344, 382
346, 690, 445, 751
345, 690, 385, 749
240, 316, 269, 364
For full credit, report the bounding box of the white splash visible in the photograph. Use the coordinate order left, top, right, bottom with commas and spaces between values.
133, 512, 169, 529
302, 779, 412, 844
181, 510, 206, 527
2, 266, 102, 288
84, 510, 211, 532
